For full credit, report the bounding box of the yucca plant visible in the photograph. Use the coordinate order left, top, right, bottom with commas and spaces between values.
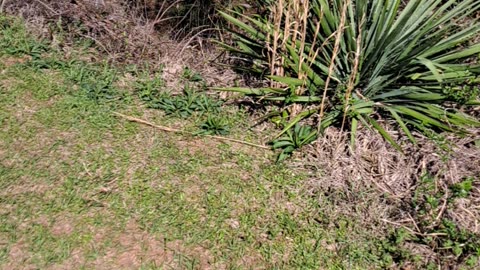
215, 0, 480, 151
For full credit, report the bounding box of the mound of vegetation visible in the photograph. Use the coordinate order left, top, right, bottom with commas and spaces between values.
217, 0, 480, 153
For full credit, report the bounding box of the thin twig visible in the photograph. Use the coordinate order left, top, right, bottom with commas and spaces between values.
381, 219, 419, 235
78, 33, 114, 59
407, 212, 422, 233
113, 112, 270, 150
152, 0, 183, 26
170, 0, 197, 35
34, 0, 60, 16
435, 185, 449, 222
0, 0, 6, 14
178, 27, 219, 57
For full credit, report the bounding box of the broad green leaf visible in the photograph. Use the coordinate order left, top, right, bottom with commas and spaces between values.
214, 0, 480, 157
275, 109, 317, 139
416, 57, 443, 82
385, 107, 417, 144
218, 11, 265, 39
268, 75, 305, 86
365, 116, 403, 152
211, 87, 285, 95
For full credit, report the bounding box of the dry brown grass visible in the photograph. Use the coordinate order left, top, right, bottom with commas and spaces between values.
4, 0, 158, 62
264, 0, 313, 115
300, 125, 480, 219
295, 125, 480, 267
2, 0, 239, 93
0, 1, 183, 58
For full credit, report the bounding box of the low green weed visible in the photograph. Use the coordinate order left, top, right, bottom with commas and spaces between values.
25, 56, 77, 71
63, 61, 122, 103
450, 177, 474, 199
195, 115, 230, 135
0, 16, 48, 58
382, 175, 480, 268
138, 84, 222, 118
271, 124, 317, 162
135, 70, 165, 103
182, 66, 204, 83
2, 27, 123, 104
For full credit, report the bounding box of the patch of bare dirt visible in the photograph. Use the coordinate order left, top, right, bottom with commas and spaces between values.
0, 76, 20, 93
159, 44, 238, 93
4, 240, 35, 270
3, 215, 221, 270
47, 249, 84, 270
176, 138, 221, 157
1, 55, 31, 68
0, 127, 77, 198
82, 219, 218, 270
0, 174, 52, 197
50, 217, 75, 237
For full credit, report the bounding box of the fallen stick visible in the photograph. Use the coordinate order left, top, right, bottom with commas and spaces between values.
113, 112, 271, 150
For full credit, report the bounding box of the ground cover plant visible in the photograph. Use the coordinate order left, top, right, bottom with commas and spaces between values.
380, 175, 480, 268
217, 0, 480, 153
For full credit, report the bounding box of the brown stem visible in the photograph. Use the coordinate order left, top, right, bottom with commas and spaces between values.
113, 112, 270, 150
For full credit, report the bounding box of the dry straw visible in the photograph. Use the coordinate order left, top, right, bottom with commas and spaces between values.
267, 0, 312, 115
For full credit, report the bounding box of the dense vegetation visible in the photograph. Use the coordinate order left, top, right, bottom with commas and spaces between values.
218, 0, 480, 153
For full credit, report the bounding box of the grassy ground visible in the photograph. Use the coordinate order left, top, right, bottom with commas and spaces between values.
2, 14, 479, 270
0, 15, 392, 269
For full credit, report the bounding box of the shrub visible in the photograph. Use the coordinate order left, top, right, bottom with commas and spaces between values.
216, 0, 480, 151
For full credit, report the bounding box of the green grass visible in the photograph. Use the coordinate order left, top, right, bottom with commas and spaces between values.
4, 13, 477, 269
0, 67, 382, 268
0, 15, 388, 269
